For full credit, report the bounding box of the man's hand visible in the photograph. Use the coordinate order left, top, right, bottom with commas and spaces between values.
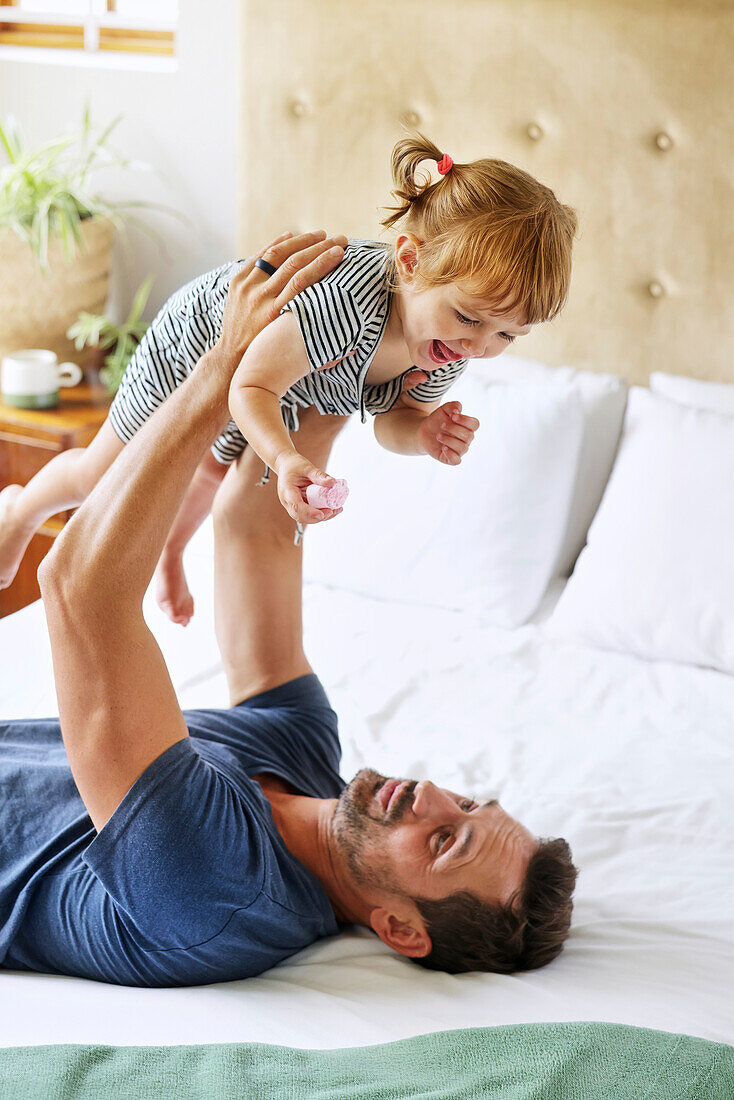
417, 401, 480, 465
213, 230, 348, 379
275, 452, 343, 526
400, 368, 429, 392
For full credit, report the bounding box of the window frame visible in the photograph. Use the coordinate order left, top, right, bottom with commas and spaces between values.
0, 1, 176, 58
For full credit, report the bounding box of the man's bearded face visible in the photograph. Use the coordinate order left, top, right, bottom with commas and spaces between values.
332, 767, 420, 891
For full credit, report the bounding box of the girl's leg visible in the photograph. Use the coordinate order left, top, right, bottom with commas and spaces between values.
0, 420, 124, 590
154, 449, 228, 626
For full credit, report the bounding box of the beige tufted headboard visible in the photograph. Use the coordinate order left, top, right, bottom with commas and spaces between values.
238, 0, 734, 385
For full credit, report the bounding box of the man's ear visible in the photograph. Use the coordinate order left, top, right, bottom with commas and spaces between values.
394, 233, 422, 282
369, 906, 432, 959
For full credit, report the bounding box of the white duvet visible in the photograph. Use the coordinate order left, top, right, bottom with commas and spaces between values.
0, 523, 732, 1049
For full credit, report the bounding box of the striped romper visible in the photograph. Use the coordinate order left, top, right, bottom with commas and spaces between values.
109, 239, 469, 470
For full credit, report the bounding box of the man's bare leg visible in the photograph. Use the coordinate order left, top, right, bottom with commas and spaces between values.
212, 408, 349, 706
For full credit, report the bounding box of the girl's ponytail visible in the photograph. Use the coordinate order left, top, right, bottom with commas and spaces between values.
381, 132, 446, 230
379, 132, 578, 325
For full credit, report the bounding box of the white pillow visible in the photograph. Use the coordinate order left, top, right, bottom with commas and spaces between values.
650, 371, 734, 415
304, 372, 584, 628
469, 355, 627, 575
548, 387, 734, 673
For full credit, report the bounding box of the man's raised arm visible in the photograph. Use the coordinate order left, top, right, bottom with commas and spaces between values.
38, 232, 346, 832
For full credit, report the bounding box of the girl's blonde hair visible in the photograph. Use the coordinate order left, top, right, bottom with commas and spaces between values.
382, 133, 577, 324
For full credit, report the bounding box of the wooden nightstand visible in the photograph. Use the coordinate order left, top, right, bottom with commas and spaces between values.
0, 379, 111, 618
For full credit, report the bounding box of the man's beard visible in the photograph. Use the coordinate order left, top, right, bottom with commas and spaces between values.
333, 767, 417, 889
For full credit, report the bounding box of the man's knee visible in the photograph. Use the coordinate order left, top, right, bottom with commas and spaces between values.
211, 466, 294, 554
295, 410, 351, 464
212, 466, 265, 537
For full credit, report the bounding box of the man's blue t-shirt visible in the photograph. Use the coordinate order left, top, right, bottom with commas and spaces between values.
0, 675, 345, 987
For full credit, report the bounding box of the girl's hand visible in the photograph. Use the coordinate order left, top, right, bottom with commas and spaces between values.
276, 453, 343, 526
418, 401, 480, 465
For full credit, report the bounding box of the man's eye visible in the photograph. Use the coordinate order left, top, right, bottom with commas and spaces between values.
435, 831, 452, 855
456, 310, 480, 327
459, 798, 477, 811
499, 332, 516, 343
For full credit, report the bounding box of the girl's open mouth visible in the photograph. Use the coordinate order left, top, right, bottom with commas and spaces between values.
429, 339, 457, 365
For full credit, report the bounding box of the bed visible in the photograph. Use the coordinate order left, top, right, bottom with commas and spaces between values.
2, 356, 734, 1094
2, 534, 734, 1051
2, 0, 734, 1095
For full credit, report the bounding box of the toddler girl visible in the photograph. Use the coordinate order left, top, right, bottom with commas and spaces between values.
0, 133, 577, 625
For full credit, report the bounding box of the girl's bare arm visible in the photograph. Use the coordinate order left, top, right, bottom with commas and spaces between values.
229, 312, 343, 524
374, 389, 480, 465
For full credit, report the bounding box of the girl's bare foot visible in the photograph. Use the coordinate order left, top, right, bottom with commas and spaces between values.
0, 485, 36, 590
154, 550, 194, 626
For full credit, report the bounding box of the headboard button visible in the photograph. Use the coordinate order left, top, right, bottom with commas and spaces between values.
526, 122, 544, 141
401, 109, 421, 128
290, 99, 308, 119
654, 131, 673, 152
647, 279, 666, 299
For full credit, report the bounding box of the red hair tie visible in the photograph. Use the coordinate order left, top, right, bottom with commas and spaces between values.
436, 153, 454, 176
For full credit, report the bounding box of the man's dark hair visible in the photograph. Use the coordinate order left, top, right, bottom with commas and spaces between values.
411, 837, 578, 974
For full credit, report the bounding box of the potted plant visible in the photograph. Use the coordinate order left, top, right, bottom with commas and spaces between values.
0, 109, 152, 369
66, 276, 153, 394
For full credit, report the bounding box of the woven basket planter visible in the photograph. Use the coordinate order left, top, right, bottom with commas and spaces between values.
0, 216, 114, 368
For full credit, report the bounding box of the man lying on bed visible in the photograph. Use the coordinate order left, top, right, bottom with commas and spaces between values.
0, 232, 577, 987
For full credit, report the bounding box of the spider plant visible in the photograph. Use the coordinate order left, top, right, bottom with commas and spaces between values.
67, 275, 153, 393
0, 107, 156, 271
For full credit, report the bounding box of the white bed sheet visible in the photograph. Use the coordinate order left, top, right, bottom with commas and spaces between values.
1, 524, 732, 1049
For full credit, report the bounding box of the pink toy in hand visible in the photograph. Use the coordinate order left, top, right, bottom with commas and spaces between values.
305, 479, 349, 510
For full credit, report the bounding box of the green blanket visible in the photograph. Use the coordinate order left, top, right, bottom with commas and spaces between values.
2, 1022, 732, 1099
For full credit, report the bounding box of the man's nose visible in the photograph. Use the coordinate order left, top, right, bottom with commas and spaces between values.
412, 781, 459, 820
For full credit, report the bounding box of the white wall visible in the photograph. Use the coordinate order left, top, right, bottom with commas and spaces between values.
0, 0, 238, 323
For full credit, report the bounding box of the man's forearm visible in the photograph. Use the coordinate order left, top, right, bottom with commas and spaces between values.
44, 350, 230, 612
373, 406, 429, 456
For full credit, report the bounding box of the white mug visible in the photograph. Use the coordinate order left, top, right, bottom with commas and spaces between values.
1, 349, 83, 409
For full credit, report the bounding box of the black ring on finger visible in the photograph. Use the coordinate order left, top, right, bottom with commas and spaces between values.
255, 257, 278, 277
